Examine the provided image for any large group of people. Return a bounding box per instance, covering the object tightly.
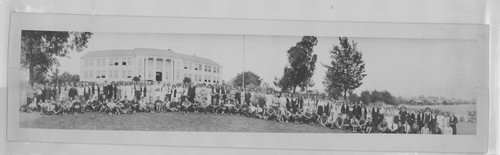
[21,80,460,135]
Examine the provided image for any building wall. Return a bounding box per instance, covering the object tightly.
[80,55,223,84]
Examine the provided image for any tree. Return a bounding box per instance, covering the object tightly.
[183,77,192,84]
[360,90,371,105]
[59,72,80,84]
[21,30,93,84]
[347,93,360,104]
[274,36,318,93]
[231,71,263,87]
[323,37,366,99]
[132,76,141,82]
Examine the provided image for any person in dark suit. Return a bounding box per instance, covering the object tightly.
[340,103,345,114]
[68,83,78,99]
[408,110,416,126]
[450,113,459,135]
[417,110,424,130]
[112,82,118,100]
[399,107,408,124]
[244,89,251,106]
[187,84,196,103]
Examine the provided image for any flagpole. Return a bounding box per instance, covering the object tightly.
[242,35,245,89]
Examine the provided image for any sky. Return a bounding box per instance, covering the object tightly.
[57,33,487,100]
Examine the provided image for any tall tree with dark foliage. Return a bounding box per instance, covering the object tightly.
[21,30,92,84]
[232,71,263,87]
[323,37,366,99]
[274,36,318,93]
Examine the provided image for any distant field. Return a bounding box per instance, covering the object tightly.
[19,112,476,135]
[403,105,476,116]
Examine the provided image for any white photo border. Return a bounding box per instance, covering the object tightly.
[7,13,490,153]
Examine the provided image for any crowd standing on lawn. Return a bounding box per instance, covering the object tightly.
[21,80,461,135]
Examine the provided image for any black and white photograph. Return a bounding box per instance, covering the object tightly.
[5,13,493,153]
[18,32,480,135]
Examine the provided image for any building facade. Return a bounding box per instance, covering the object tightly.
[79,48,222,84]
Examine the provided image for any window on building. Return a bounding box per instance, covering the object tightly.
[122,70,126,78]
[114,70,118,78]
[89,59,94,67]
[165,71,169,80]
[101,58,105,66]
[208,76,211,83]
[176,71,180,79]
[204,65,207,71]
[128,58,132,66]
[208,66,212,72]
[114,58,119,66]
[127,70,131,78]
[96,71,100,78]
[138,59,142,66]
[138,70,142,78]
[204,76,207,82]
[89,71,93,79]
[189,63,192,70]
[122,58,127,66]
[199,64,202,71]
[83,71,87,78]
[184,62,188,69]
[109,70,113,78]
[96,58,101,66]
[109,58,113,66]
[84,59,88,67]
[214,67,217,73]
[101,71,105,78]
[194,64,198,70]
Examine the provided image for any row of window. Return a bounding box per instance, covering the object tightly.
[182,61,220,74]
[186,73,220,83]
[83,70,132,79]
[84,57,133,67]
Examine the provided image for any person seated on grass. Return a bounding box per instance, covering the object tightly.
[410,121,420,134]
[53,100,64,115]
[359,116,367,133]
[388,120,399,133]
[121,96,132,114]
[318,112,328,127]
[324,112,336,129]
[105,98,116,116]
[432,123,442,134]
[62,99,72,115]
[70,97,81,115]
[147,96,156,114]
[265,106,275,120]
[129,97,139,113]
[162,96,171,112]
[27,98,38,113]
[180,98,192,114]
[341,115,351,130]
[401,121,411,134]
[138,97,147,112]
[115,99,124,115]
[254,105,264,119]
[421,123,431,134]
[87,95,99,112]
[377,118,389,133]
[44,102,56,115]
[283,108,293,123]
[443,123,453,135]
[275,106,285,123]
[365,117,373,133]
[80,97,89,113]
[168,97,180,112]
[350,116,360,132]
[154,96,163,113]
[39,99,49,114]
[302,109,314,125]
[310,109,320,126]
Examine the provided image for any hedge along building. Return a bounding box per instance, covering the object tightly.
[79,48,222,84]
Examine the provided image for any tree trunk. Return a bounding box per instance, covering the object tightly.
[29,64,34,85]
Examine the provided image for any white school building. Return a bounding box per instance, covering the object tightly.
[79,48,223,84]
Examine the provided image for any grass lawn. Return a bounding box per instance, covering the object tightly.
[19,112,476,135]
